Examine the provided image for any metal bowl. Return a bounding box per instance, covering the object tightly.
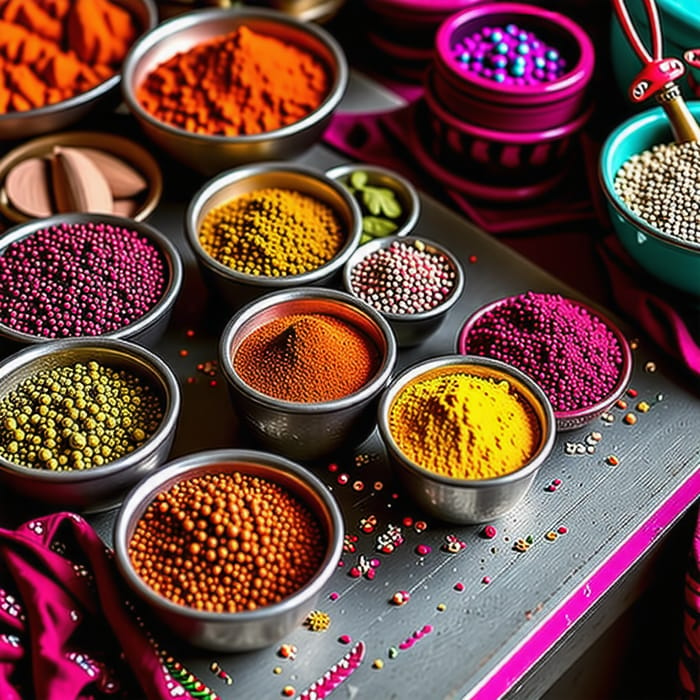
[342,234,465,347]
[0,0,157,142]
[0,213,183,351]
[113,448,344,651]
[185,162,362,309]
[456,294,633,432]
[0,338,180,512]
[121,6,349,175]
[219,287,397,461]
[325,163,421,242]
[377,354,556,524]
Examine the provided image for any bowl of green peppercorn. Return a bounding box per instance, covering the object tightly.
[326,163,421,244]
[0,337,181,512]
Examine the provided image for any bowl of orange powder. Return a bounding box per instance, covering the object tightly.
[377,354,556,524]
[219,287,397,461]
[0,0,157,141]
[113,448,344,651]
[121,6,349,175]
[185,161,363,310]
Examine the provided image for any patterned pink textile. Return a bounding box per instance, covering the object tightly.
[0,511,212,700]
[679,507,700,699]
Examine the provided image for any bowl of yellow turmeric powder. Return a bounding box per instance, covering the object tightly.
[185,161,363,309]
[121,6,349,175]
[377,354,556,524]
[0,0,157,141]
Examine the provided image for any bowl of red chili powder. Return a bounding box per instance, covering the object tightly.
[0,213,183,352]
[186,162,363,310]
[121,6,349,175]
[113,448,344,651]
[0,0,157,141]
[0,337,180,511]
[219,287,397,461]
[457,291,633,431]
[378,354,556,524]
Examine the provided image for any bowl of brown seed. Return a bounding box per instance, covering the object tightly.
[0,337,181,512]
[599,101,700,297]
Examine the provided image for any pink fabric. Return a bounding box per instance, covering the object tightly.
[679,506,700,699]
[0,512,211,700]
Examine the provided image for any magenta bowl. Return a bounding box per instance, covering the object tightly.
[456,295,633,432]
[422,73,592,189]
[433,2,595,131]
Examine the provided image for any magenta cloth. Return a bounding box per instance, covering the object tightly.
[322,101,700,378]
[0,511,210,700]
[679,506,700,698]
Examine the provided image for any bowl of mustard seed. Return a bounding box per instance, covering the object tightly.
[0,337,181,512]
[599,101,700,297]
[185,161,363,310]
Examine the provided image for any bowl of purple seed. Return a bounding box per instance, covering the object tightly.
[599,101,700,297]
[433,2,595,132]
[343,235,464,348]
[456,291,633,431]
[0,213,183,351]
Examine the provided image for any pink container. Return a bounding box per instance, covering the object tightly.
[422,70,593,188]
[433,2,595,131]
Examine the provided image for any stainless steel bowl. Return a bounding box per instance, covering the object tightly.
[113,448,344,651]
[0,0,157,142]
[121,6,349,175]
[377,354,556,524]
[0,338,181,512]
[325,163,422,241]
[186,162,362,309]
[0,213,183,351]
[219,287,397,461]
[343,234,465,347]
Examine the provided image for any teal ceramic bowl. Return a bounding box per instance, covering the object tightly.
[599,101,700,297]
[609,0,700,102]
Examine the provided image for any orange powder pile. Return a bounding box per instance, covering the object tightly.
[0,0,138,113]
[136,25,331,136]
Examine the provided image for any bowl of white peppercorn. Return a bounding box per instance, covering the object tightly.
[599,101,700,297]
[342,235,464,347]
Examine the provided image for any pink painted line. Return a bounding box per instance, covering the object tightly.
[467,466,700,700]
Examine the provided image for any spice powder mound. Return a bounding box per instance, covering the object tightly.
[128,470,326,612]
[233,312,380,403]
[389,369,541,479]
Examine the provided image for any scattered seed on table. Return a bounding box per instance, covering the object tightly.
[623,413,637,425]
[607,455,620,466]
[636,401,650,413]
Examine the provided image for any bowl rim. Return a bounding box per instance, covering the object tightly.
[434,1,595,101]
[0,212,183,344]
[599,103,700,254]
[342,234,465,322]
[121,5,349,144]
[218,286,398,411]
[325,162,422,238]
[112,448,345,623]
[455,292,633,424]
[0,336,181,484]
[185,161,363,287]
[0,0,158,128]
[377,353,556,486]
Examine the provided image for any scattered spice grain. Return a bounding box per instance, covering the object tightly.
[233,312,380,403]
[128,470,326,612]
[136,25,330,136]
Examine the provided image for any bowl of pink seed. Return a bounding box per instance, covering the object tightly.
[343,235,465,347]
[0,213,183,351]
[457,291,633,431]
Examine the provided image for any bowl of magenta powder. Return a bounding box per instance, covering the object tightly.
[0,213,183,350]
[219,287,397,460]
[457,291,633,431]
[113,448,344,651]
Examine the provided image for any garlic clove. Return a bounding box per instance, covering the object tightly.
[5,157,54,218]
[51,146,114,214]
[78,147,148,198]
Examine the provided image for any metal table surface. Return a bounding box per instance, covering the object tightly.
[1,74,699,700]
